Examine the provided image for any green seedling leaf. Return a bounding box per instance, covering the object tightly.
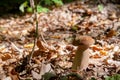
[71,25,78,31]
[98,4,104,12]
[26,7,33,13]
[42,72,56,80]
[19,1,28,12]
[66,73,82,80]
[60,76,68,80]
[44,0,53,6]
[52,0,63,6]
[105,74,120,80]
[37,5,49,13]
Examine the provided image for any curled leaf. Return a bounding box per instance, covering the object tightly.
[1,53,12,61]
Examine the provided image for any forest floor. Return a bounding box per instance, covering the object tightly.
[0,1,120,80]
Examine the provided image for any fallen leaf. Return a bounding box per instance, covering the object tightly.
[100,50,107,56]
[91,54,101,58]
[32,63,54,79]
[0,45,5,52]
[113,52,120,61]
[37,39,48,51]
[106,30,117,38]
[8,67,19,80]
[1,53,12,61]
[92,46,102,51]
[24,43,34,48]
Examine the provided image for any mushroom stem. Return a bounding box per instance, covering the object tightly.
[72,47,90,70]
[72,36,95,71]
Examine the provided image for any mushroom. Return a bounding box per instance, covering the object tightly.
[72,36,95,71]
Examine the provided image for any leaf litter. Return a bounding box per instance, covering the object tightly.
[0,0,120,80]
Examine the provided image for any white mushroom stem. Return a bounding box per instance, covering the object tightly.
[72,47,90,70]
[72,36,95,71]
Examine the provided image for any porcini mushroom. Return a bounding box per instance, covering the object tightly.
[72,36,95,71]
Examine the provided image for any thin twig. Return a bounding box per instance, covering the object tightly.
[28,0,48,65]
[28,0,38,65]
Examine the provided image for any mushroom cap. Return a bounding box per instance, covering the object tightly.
[72,35,95,47]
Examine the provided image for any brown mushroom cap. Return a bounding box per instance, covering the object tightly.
[72,36,95,48]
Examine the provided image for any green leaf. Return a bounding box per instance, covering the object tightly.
[98,4,104,12]
[44,0,53,6]
[19,1,28,12]
[60,76,68,80]
[26,7,33,13]
[42,72,56,80]
[90,77,96,80]
[105,76,114,80]
[66,73,82,80]
[105,74,120,80]
[71,25,78,31]
[37,5,49,13]
[52,0,63,6]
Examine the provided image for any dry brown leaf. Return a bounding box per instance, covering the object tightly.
[100,50,107,56]
[92,46,102,51]
[37,39,48,51]
[32,50,43,57]
[24,43,34,48]
[86,9,93,15]
[8,66,19,80]
[109,12,117,20]
[91,54,101,58]
[106,30,117,38]
[1,53,12,61]
[113,52,120,61]
[51,35,61,39]
[103,58,109,65]
[67,21,75,26]
[116,66,120,73]
[96,20,111,26]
